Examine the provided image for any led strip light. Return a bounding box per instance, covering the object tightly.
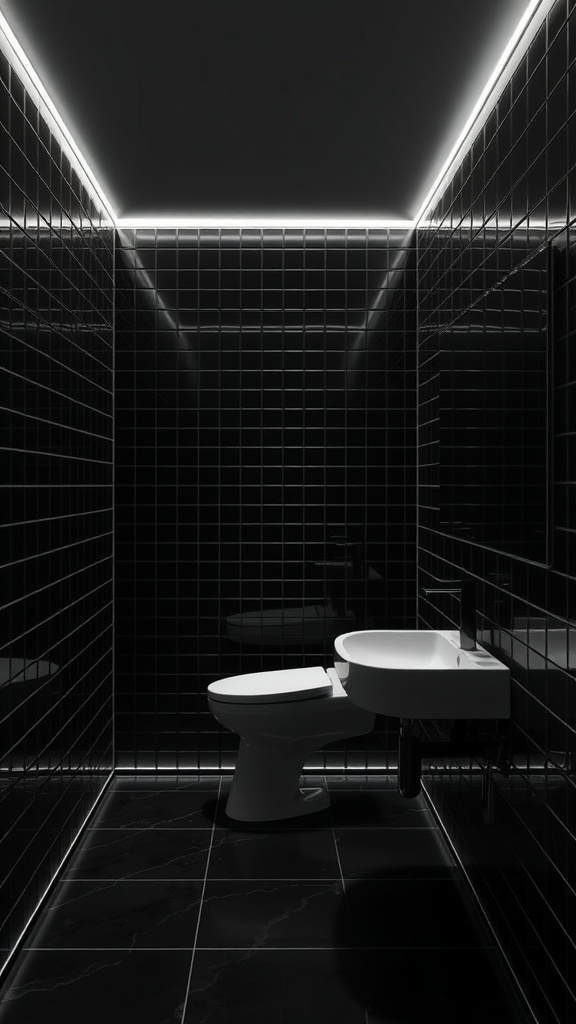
[114,217,414,230]
[414,0,558,225]
[0,1,557,230]
[0,11,116,221]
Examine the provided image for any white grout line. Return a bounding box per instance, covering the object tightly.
[178,774,222,1024]
[20,944,493,952]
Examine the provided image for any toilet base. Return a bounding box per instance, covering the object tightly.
[223,736,332,821]
[225,784,330,822]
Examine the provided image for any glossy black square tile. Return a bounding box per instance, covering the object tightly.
[208,829,341,880]
[336,827,459,880]
[326,789,434,828]
[0,950,192,1024]
[23,879,203,949]
[343,878,487,948]
[182,948,366,1024]
[92,789,218,829]
[197,880,346,949]
[360,947,530,1024]
[63,828,212,880]
[213,799,334,831]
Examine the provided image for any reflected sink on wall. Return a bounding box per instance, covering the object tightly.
[334,629,510,719]
[482,628,576,671]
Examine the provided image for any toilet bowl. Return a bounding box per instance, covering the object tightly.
[207,665,375,821]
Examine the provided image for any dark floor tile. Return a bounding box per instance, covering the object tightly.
[344,878,487,948]
[328,789,434,827]
[0,949,192,1024]
[360,947,531,1023]
[113,774,223,791]
[336,827,458,879]
[214,796,333,830]
[182,948,365,1023]
[208,829,340,880]
[63,828,212,880]
[197,880,346,948]
[23,879,203,949]
[326,775,403,791]
[93,790,218,829]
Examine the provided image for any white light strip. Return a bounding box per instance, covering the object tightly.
[115,217,415,230]
[0,0,559,231]
[414,0,556,225]
[0,13,116,221]
[0,770,115,983]
[112,764,400,772]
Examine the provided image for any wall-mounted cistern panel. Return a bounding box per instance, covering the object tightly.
[334,629,510,719]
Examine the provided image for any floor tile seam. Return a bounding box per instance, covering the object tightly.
[192,943,497,951]
[205,875,345,882]
[179,774,223,1024]
[20,945,198,951]
[59,874,460,882]
[85,826,216,831]
[204,873,460,880]
[210,824,440,832]
[88,826,220,831]
[167,943,498,952]
[60,876,212,882]
[332,825,439,830]
[83,825,440,832]
[332,822,347,896]
[18,943,497,951]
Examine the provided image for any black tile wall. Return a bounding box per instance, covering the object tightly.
[417,2,576,1022]
[0,40,114,977]
[114,227,416,770]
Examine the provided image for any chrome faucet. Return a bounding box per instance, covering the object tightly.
[420,579,477,651]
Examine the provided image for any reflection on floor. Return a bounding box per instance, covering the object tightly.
[0,775,532,1023]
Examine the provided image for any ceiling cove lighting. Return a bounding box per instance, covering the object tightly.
[0,0,559,230]
[0,13,116,222]
[414,0,557,225]
[114,217,415,230]
[112,765,401,772]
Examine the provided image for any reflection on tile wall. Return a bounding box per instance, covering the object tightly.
[114,227,416,769]
[0,44,114,974]
[417,2,576,1022]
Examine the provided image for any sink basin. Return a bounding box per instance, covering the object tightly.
[334,629,510,719]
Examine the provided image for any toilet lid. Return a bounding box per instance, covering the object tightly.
[207,666,332,704]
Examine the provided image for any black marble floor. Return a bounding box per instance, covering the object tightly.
[0,775,532,1023]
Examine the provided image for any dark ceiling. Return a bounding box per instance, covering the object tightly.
[0,0,530,219]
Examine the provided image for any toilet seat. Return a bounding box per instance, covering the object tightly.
[207,665,332,704]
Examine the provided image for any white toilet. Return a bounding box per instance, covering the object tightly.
[207,664,375,821]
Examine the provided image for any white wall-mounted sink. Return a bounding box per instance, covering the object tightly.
[334,629,510,719]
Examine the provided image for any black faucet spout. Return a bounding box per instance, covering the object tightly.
[420,579,477,650]
[457,580,477,651]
